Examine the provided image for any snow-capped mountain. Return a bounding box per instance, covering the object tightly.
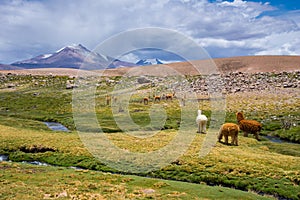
[11,44,136,69]
[136,58,164,66]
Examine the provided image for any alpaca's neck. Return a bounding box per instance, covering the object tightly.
[237,114,244,122]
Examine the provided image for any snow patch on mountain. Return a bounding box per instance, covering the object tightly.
[136,58,164,66]
[42,54,53,59]
[11,44,136,69]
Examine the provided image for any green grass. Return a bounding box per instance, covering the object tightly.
[0,162,273,200]
[260,141,300,157]
[273,126,300,143]
[0,74,299,199]
[0,123,299,199]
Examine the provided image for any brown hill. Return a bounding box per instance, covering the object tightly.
[101,55,300,76]
[1,55,299,76]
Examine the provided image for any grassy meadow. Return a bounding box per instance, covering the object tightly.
[0,74,299,199]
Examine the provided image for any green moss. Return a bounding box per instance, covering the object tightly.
[273,126,300,143]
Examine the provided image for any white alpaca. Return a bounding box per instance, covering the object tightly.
[196,110,208,134]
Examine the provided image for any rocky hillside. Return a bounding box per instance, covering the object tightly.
[1,71,298,96]
[1,55,299,96]
[189,71,300,95]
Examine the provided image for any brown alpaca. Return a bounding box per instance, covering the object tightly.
[236,112,262,140]
[166,92,175,100]
[218,123,239,146]
[154,96,161,102]
[143,97,149,105]
[105,95,111,106]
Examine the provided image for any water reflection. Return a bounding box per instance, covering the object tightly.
[44,122,69,132]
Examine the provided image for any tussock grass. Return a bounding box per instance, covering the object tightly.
[0,161,273,200]
[0,74,299,199]
[0,123,299,199]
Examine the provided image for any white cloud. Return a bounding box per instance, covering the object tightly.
[0,0,299,63]
[254,31,300,55]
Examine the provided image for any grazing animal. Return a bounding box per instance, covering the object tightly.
[143,97,149,105]
[166,92,175,101]
[154,95,161,102]
[105,95,111,106]
[196,110,208,134]
[236,112,262,140]
[218,123,239,146]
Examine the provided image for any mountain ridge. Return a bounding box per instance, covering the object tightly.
[99,55,300,76]
[1,55,299,76]
[9,44,136,70]
[136,58,164,66]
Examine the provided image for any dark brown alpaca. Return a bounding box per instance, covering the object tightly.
[143,97,149,105]
[236,112,262,140]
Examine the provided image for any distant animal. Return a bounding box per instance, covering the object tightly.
[196,110,208,134]
[218,123,239,146]
[105,95,111,106]
[143,97,149,105]
[166,91,175,100]
[154,95,161,102]
[236,112,262,140]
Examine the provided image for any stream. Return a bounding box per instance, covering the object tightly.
[0,154,50,166]
[0,154,82,170]
[262,135,294,144]
[44,122,69,132]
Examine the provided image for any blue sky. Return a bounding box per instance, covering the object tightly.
[246,0,300,10]
[0,0,299,64]
[210,0,300,11]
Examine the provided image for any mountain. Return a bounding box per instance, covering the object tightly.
[99,55,300,76]
[11,44,136,70]
[136,58,164,66]
[0,64,22,70]
[2,55,300,76]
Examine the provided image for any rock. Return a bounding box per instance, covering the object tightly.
[66,83,78,89]
[142,189,155,194]
[7,83,16,88]
[283,83,293,88]
[137,76,151,84]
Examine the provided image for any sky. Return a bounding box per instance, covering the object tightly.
[0,0,299,64]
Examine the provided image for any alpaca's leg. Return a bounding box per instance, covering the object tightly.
[254,132,260,141]
[200,123,203,133]
[224,135,229,144]
[232,134,238,146]
[218,132,223,142]
[197,123,201,133]
[243,132,248,137]
[235,134,238,146]
[231,135,235,145]
[203,122,207,134]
